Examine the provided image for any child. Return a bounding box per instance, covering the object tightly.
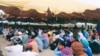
[54,40,73,56]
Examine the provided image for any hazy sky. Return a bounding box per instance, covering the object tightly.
[0,0,100,13]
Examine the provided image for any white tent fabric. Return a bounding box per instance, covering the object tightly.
[0,0,97,14]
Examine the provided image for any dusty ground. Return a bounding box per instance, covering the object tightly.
[0,35,100,56]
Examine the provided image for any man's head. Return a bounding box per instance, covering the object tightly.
[71,41,84,54]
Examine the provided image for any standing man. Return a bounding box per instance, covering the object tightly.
[0,9,5,19]
[96,22,100,37]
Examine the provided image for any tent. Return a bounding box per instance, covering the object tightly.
[0,0,99,23]
[0,0,97,14]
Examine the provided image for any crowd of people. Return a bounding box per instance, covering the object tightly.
[0,24,100,56]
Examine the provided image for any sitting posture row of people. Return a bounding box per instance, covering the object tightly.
[4,26,100,56]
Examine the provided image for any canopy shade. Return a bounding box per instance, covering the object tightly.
[0,0,97,14]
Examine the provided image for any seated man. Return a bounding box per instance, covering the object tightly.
[6,30,14,41]
[5,37,23,56]
[25,35,39,53]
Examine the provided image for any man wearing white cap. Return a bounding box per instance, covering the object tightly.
[11,31,23,42]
